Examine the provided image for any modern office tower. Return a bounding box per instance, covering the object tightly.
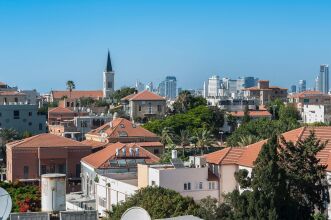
[164,76,177,99]
[298,80,306,92]
[290,85,297,93]
[145,82,154,92]
[207,75,221,97]
[315,75,320,91]
[135,81,145,92]
[203,81,208,98]
[158,81,165,97]
[244,76,257,88]
[318,64,329,94]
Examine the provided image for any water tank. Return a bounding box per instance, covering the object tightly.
[41,173,66,212]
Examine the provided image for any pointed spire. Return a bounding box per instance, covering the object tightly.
[105,50,113,72]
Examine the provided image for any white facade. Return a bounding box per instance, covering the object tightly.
[103,70,115,98]
[207,75,221,97]
[303,104,331,124]
[95,173,138,217]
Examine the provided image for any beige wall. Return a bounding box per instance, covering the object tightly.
[0,94,27,104]
[220,164,239,201]
[130,100,166,119]
[137,164,149,188]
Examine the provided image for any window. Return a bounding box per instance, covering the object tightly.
[23,166,29,178]
[153,149,160,155]
[39,123,43,130]
[41,165,47,175]
[184,183,187,190]
[108,81,112,89]
[98,197,107,208]
[58,164,66,174]
[76,164,81,177]
[138,106,142,111]
[157,105,162,112]
[209,182,215,190]
[14,97,18,102]
[151,181,156,186]
[28,122,32,126]
[199,182,203,189]
[184,182,191,191]
[13,110,20,119]
[28,112,32,116]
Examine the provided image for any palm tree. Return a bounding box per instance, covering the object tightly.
[194,128,215,155]
[66,80,76,98]
[160,127,176,148]
[179,130,190,156]
[237,135,261,147]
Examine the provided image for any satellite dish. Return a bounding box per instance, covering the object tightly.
[0,187,12,220]
[121,207,151,220]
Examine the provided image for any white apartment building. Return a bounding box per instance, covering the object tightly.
[303,104,331,124]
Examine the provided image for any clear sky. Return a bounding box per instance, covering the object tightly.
[1,0,331,93]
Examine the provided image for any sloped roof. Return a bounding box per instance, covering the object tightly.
[51,90,103,99]
[48,107,74,113]
[289,90,329,99]
[204,147,245,165]
[0,91,26,96]
[81,140,108,149]
[7,133,90,149]
[87,118,158,138]
[122,90,165,101]
[81,142,160,169]
[230,110,271,117]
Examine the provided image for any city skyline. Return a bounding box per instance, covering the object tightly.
[1,0,331,93]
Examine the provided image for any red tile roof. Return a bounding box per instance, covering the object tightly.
[7,133,90,149]
[204,147,245,165]
[0,91,26,96]
[87,118,158,138]
[122,90,165,101]
[229,110,272,117]
[289,90,329,99]
[81,140,108,149]
[51,90,103,100]
[81,142,160,169]
[48,107,74,113]
[134,142,163,147]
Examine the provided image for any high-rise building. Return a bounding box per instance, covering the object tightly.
[103,50,115,98]
[158,81,165,97]
[135,81,145,92]
[164,76,177,99]
[145,82,153,92]
[243,77,257,88]
[318,64,329,94]
[298,80,306,92]
[290,85,297,93]
[207,75,221,97]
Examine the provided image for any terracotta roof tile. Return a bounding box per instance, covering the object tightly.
[7,133,91,149]
[81,140,108,149]
[122,90,165,101]
[229,110,272,117]
[48,107,74,113]
[204,147,245,165]
[289,90,330,99]
[51,90,103,99]
[81,142,160,169]
[0,91,26,96]
[88,118,158,138]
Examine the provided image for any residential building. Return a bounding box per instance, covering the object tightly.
[0,103,46,134]
[298,80,306,92]
[103,50,115,98]
[288,90,331,114]
[0,81,17,91]
[80,142,160,200]
[303,104,331,124]
[50,90,103,103]
[84,117,163,155]
[121,90,166,121]
[317,64,329,94]
[204,126,331,206]
[0,90,27,104]
[48,106,88,125]
[242,80,287,105]
[6,133,92,191]
[19,89,40,105]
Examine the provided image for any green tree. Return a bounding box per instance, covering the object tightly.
[242,104,251,124]
[279,132,329,219]
[0,128,20,165]
[172,91,207,114]
[179,129,190,156]
[66,80,75,98]
[237,135,261,147]
[110,87,137,104]
[194,128,215,154]
[106,187,200,220]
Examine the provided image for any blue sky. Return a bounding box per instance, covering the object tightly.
[0,0,331,92]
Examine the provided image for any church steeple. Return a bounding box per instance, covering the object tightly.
[105,50,113,72]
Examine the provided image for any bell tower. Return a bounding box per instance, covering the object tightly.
[103,50,115,98]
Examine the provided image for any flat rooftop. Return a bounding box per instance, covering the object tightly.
[103,172,138,186]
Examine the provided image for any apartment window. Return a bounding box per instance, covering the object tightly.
[4,98,7,103]
[39,123,43,130]
[28,112,32,116]
[153,149,160,155]
[76,164,81,177]
[14,97,18,102]
[209,182,215,190]
[58,164,66,174]
[184,182,191,191]
[138,106,142,111]
[199,182,203,190]
[23,166,29,178]
[28,122,32,126]
[13,110,20,119]
[148,103,152,114]
[184,183,187,190]
[41,165,47,175]
[157,105,162,112]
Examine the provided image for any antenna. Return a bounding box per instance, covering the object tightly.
[0,187,12,220]
[121,207,151,220]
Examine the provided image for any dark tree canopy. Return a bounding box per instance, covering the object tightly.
[110,87,137,103]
